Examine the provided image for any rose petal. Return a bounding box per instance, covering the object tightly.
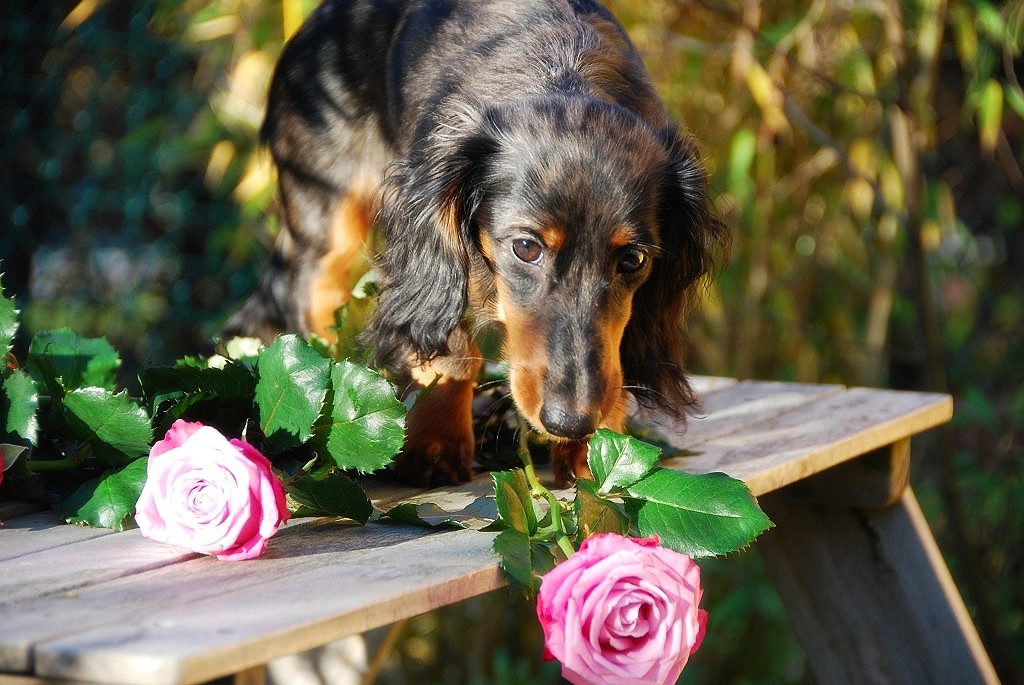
[536,533,705,685]
[136,423,287,561]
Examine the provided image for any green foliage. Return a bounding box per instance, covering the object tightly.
[56,457,149,531]
[28,329,120,392]
[2,370,39,447]
[490,431,773,597]
[493,469,541,536]
[0,282,407,530]
[379,497,499,530]
[0,278,16,357]
[587,427,660,493]
[624,470,772,558]
[139,358,257,431]
[60,387,153,467]
[286,469,372,523]
[573,478,629,541]
[316,360,406,473]
[256,334,332,453]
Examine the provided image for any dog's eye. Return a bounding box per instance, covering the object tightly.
[512,238,544,264]
[618,248,647,274]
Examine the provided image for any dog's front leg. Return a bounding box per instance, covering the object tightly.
[392,329,481,487]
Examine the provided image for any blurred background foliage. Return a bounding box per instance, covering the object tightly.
[1,0,1021,682]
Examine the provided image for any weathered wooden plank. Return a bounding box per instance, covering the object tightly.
[687,375,738,395]
[30,527,500,685]
[758,488,998,685]
[0,512,114,562]
[636,380,846,450]
[0,529,198,607]
[0,517,352,672]
[0,518,483,674]
[787,438,911,508]
[664,387,953,496]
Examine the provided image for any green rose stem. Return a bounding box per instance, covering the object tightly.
[25,456,82,472]
[517,421,576,559]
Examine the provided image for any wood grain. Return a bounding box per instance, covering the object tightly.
[0,511,114,562]
[663,386,952,495]
[30,528,499,685]
[758,488,998,685]
[0,380,973,685]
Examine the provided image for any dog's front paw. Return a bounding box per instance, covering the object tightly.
[391,436,476,487]
[551,439,592,488]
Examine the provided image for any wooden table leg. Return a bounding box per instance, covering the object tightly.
[757,485,999,684]
[230,665,266,685]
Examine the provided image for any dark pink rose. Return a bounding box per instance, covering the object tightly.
[135,420,289,561]
[537,533,706,685]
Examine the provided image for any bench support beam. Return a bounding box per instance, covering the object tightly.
[758,484,998,684]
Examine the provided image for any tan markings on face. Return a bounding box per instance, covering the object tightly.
[596,301,631,431]
[500,292,549,431]
[307,173,378,339]
[536,225,565,253]
[610,226,639,250]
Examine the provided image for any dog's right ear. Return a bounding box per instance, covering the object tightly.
[364,111,498,367]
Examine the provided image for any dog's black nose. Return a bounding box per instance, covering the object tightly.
[539,403,598,440]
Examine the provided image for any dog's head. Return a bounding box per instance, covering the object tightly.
[368,97,726,439]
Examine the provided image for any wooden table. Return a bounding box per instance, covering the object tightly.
[0,378,1000,685]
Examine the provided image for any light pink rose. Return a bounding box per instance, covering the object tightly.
[135,420,289,561]
[537,533,707,685]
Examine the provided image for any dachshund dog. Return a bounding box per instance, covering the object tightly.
[225,0,727,486]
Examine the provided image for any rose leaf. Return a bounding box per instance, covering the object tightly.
[28,328,121,391]
[493,528,556,598]
[139,360,256,429]
[0,275,17,357]
[56,457,149,531]
[574,478,629,542]
[624,468,774,557]
[61,387,153,466]
[587,428,660,494]
[285,469,372,523]
[378,496,497,530]
[493,468,539,535]
[3,369,39,446]
[317,360,405,473]
[255,335,331,453]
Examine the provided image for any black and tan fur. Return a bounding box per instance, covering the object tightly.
[225,0,727,486]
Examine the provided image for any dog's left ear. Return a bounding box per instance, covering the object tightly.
[364,112,498,368]
[622,128,729,419]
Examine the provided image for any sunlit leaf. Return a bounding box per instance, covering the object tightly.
[255,334,331,453]
[574,478,629,542]
[62,387,153,466]
[0,275,17,358]
[587,428,659,494]
[493,469,538,536]
[28,328,120,391]
[493,528,556,598]
[379,497,498,530]
[2,370,39,446]
[318,360,405,473]
[625,469,773,558]
[56,457,149,531]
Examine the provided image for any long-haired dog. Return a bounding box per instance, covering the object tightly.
[225,0,727,486]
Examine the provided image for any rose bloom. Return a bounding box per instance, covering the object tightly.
[135,420,289,561]
[537,533,707,685]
